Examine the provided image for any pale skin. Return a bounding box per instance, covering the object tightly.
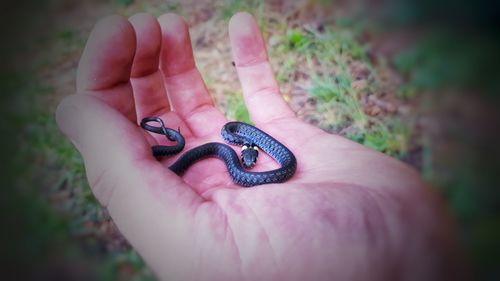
[56,12,467,281]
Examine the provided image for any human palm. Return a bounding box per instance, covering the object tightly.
[57,12,464,281]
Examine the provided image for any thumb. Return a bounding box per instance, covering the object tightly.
[56,94,204,275]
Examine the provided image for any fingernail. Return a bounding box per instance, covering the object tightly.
[230,13,253,35]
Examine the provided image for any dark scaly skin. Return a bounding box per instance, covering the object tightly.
[140,117,185,156]
[141,118,297,187]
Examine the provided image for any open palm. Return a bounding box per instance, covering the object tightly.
[56,12,464,281]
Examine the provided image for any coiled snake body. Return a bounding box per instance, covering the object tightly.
[141,117,297,187]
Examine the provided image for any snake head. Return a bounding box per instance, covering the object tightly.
[241,145,259,169]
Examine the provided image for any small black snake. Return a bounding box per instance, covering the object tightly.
[140,117,297,187]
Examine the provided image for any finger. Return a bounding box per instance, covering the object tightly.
[229,12,295,125]
[77,15,137,121]
[56,94,202,207]
[129,13,192,142]
[158,13,226,137]
[55,94,204,275]
[129,13,172,121]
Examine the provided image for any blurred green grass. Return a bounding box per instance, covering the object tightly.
[3,0,499,280]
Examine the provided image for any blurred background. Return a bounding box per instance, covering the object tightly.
[1,0,499,280]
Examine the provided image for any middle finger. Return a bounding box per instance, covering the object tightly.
[158,13,226,138]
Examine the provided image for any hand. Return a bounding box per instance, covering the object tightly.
[56,12,465,281]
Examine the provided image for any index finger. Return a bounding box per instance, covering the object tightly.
[229,12,295,125]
